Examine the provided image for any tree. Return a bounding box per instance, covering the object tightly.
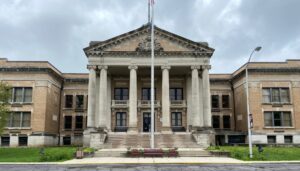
[0,82,11,135]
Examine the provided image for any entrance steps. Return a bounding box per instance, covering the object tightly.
[102,132,202,148]
[94,148,211,157]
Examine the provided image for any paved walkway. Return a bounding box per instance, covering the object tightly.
[62,157,244,164]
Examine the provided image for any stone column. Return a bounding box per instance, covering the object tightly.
[87,65,97,128]
[191,65,201,128]
[128,65,138,132]
[199,74,204,127]
[98,65,108,128]
[161,65,171,132]
[202,65,212,127]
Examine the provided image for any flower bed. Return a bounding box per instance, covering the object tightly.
[127,148,178,157]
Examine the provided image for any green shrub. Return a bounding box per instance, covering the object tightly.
[83,147,95,153]
[39,147,76,162]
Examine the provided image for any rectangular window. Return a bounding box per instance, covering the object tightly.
[76,95,84,109]
[63,136,71,145]
[7,112,31,128]
[264,112,273,126]
[65,95,73,108]
[267,135,276,144]
[64,116,72,129]
[13,87,23,103]
[114,88,129,100]
[284,136,293,144]
[211,95,219,108]
[222,95,230,108]
[171,112,182,126]
[18,136,28,146]
[116,112,127,127]
[264,111,292,127]
[21,112,31,127]
[142,88,157,100]
[12,87,32,103]
[170,88,183,100]
[23,88,32,103]
[75,116,83,129]
[212,115,220,128]
[223,115,231,129]
[1,137,10,146]
[262,88,290,103]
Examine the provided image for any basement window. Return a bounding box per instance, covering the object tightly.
[284,136,293,144]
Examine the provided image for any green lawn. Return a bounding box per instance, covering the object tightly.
[0,147,77,162]
[208,146,300,161]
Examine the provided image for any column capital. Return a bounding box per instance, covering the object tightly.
[87,65,97,70]
[128,65,138,70]
[202,65,211,70]
[161,65,171,70]
[191,65,201,70]
[98,65,108,70]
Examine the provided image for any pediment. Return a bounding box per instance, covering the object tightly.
[84,24,214,57]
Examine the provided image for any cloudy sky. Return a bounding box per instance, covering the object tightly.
[0,0,299,73]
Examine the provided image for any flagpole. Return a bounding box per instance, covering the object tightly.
[150,0,155,149]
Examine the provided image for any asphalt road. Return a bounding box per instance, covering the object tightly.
[1,164,300,171]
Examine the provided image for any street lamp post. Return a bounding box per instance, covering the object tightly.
[246,46,262,159]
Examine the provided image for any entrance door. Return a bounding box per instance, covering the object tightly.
[143,112,152,132]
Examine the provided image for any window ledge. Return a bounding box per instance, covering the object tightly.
[264,126,294,129]
[5,127,31,130]
[10,102,33,106]
[262,103,292,106]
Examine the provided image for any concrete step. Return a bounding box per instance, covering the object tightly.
[94,149,127,157]
[94,148,212,157]
[104,133,202,148]
[177,149,212,157]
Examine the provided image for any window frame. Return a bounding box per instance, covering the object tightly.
[169,88,183,101]
[262,88,290,104]
[141,88,157,100]
[223,115,231,129]
[75,95,84,109]
[264,111,292,127]
[11,87,33,104]
[222,95,230,108]
[171,112,182,127]
[6,112,31,128]
[212,115,220,129]
[116,112,127,127]
[75,115,83,129]
[114,88,129,100]
[65,95,73,108]
[211,95,219,109]
[64,116,73,130]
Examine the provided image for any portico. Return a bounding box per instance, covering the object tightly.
[83,24,215,148]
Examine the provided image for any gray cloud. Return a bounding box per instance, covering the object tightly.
[0,0,299,73]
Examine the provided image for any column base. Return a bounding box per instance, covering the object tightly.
[161,127,172,134]
[192,127,215,148]
[83,127,107,148]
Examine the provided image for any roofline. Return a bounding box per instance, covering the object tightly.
[83,23,215,56]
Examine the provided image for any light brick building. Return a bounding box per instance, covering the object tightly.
[0,24,300,147]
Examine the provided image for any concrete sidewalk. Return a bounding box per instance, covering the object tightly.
[62,157,245,164]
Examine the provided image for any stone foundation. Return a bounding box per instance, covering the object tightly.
[192,128,215,148]
[83,128,107,148]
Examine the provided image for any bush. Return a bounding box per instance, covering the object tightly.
[39,147,76,162]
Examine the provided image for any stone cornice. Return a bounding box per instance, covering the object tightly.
[86,51,213,58]
[0,67,63,82]
[64,78,89,84]
[232,67,300,81]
